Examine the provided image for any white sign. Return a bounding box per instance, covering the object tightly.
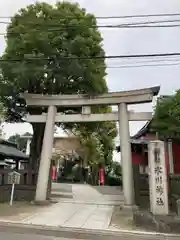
[8,171,21,206]
[148,141,169,215]
[8,171,21,185]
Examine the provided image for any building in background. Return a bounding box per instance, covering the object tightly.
[0,139,28,170]
[116,120,178,174]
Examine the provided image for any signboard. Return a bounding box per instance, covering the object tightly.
[148,141,169,215]
[8,171,21,206]
[8,171,21,185]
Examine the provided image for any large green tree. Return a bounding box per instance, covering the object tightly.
[152,91,180,139]
[0,2,116,169]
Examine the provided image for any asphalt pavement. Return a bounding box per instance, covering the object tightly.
[0,231,75,240]
[1,230,180,240]
[0,225,180,240]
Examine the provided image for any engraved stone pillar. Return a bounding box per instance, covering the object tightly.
[148,140,169,215]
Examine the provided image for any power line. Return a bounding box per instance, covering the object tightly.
[107,19,180,25]
[1,58,180,68]
[3,22,180,29]
[108,57,180,64]
[0,20,180,38]
[2,19,180,25]
[106,62,180,68]
[119,24,180,28]
[96,13,180,19]
[0,12,180,19]
[1,52,180,61]
[42,62,180,68]
[0,19,179,38]
[0,24,179,38]
[3,57,180,69]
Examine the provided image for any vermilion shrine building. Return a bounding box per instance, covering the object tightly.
[117,120,179,174]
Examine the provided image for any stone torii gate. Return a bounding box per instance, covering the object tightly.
[22,86,160,207]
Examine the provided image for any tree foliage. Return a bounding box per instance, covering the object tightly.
[0,1,107,104]
[8,132,31,151]
[152,91,180,139]
[110,161,122,176]
[0,1,116,169]
[75,121,117,168]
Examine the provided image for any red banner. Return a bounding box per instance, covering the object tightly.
[99,168,105,185]
[52,166,57,181]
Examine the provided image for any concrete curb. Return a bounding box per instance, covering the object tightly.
[0,221,179,239]
[56,199,124,206]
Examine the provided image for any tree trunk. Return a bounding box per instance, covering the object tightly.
[29,123,45,170]
[91,165,98,185]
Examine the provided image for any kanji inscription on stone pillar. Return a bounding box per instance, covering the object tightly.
[148,140,169,215]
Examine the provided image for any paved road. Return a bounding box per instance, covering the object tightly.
[1,227,180,240]
[1,231,180,240]
[0,225,180,240]
[0,231,75,239]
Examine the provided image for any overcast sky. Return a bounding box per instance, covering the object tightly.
[1,0,180,141]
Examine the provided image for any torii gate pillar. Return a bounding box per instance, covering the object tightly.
[35,105,57,202]
[119,103,134,206]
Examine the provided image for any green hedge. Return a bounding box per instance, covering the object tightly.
[106,175,122,186]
